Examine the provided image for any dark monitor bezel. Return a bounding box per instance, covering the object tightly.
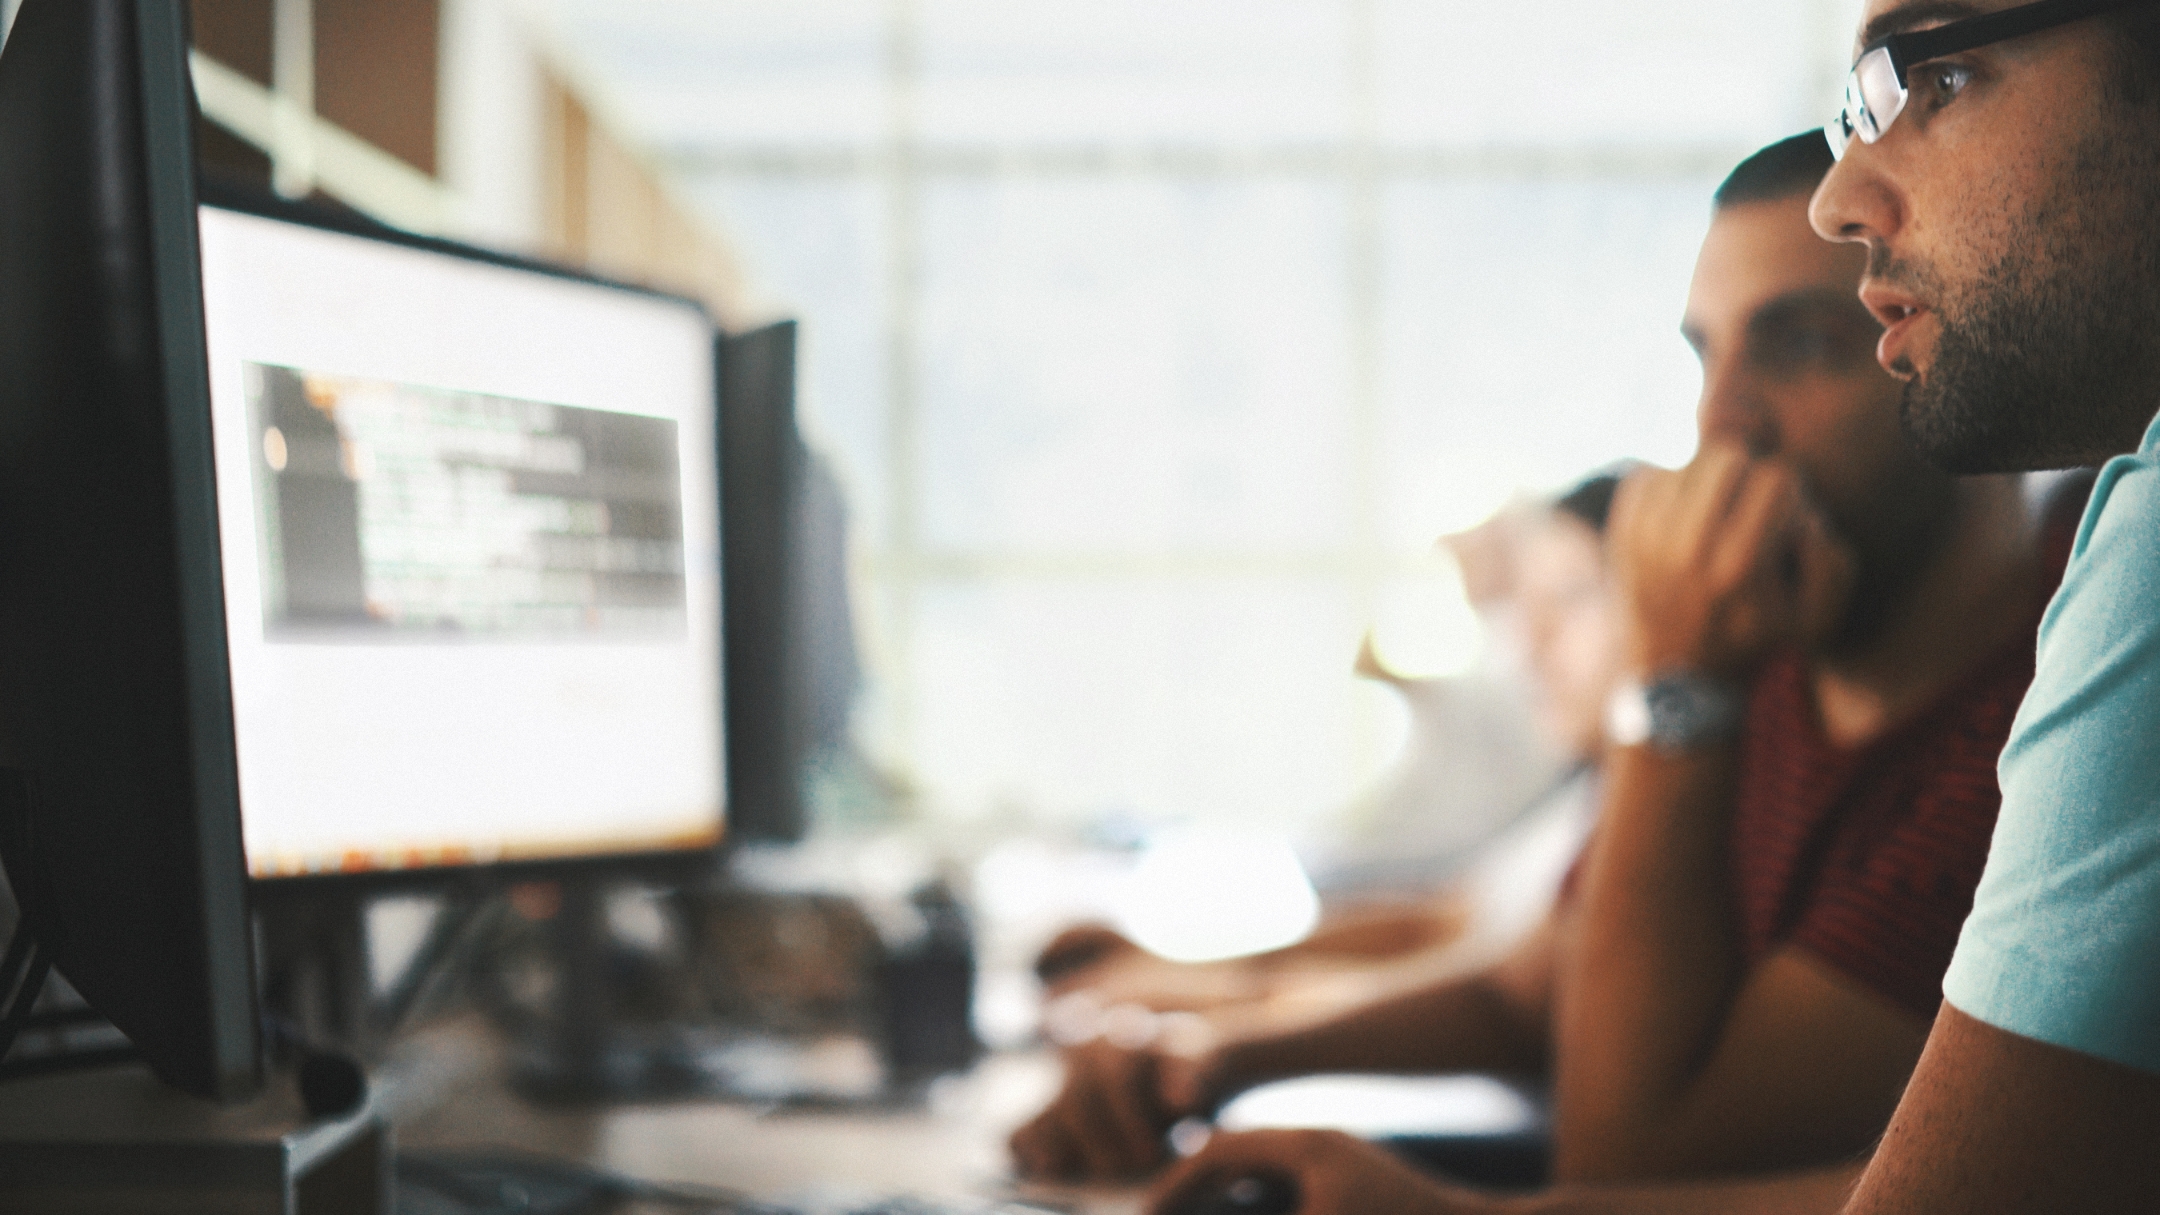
[195,181,732,894]
[0,0,260,1100]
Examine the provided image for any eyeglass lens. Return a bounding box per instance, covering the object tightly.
[1824,46,1904,160]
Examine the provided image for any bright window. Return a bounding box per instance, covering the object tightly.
[541,0,1864,831]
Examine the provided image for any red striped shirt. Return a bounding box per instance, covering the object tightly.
[1728,480,2085,1019]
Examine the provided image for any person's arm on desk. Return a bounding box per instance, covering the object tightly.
[1836,1004,2160,1212]
[1035,899,1468,1010]
[1144,1128,1863,1215]
[1553,453,1923,1181]
[1008,917,1556,1181]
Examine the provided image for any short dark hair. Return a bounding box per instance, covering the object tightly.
[1713,132,1835,210]
[1553,465,1634,535]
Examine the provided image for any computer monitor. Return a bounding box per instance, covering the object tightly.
[720,321,873,846]
[197,199,724,883]
[0,0,260,1102]
[0,0,725,1101]
[719,321,808,844]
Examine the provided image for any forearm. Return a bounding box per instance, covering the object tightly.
[1503,1162,1863,1215]
[1269,901,1465,961]
[1552,740,1746,1179]
[1842,1007,2160,1214]
[1222,962,1547,1089]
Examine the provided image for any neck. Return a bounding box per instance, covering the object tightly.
[1810,475,2040,748]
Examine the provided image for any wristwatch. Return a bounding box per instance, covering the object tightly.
[1605,672,1746,750]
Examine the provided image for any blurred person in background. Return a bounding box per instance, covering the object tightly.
[1012,131,2085,1212]
[1028,471,1624,1037]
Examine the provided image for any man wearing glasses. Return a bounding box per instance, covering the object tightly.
[1809,0,2160,1210]
[1139,1,2160,1210]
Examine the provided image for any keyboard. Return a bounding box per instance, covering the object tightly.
[395,1150,1075,1215]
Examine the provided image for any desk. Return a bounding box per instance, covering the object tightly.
[386,1019,1143,1215]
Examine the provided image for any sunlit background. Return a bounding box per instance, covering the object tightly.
[506,0,1863,839]
[0,0,1879,1007]
[0,0,1864,843]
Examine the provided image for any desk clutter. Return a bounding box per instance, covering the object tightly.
[395,1149,1068,1215]
[443,877,985,1107]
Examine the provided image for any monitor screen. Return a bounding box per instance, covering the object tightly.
[194,206,725,879]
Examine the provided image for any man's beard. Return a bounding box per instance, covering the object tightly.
[1817,462,1957,661]
[1892,119,2160,474]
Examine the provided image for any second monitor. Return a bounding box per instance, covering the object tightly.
[196,199,726,881]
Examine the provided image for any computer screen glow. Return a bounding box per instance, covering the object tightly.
[196,206,724,878]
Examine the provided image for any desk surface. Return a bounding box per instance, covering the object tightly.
[388,1021,1143,1215]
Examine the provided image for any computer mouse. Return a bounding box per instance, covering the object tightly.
[1180,1173,1299,1215]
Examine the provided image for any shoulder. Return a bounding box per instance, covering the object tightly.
[2019,451,2160,746]
[1943,443,2160,1076]
[2057,448,2160,607]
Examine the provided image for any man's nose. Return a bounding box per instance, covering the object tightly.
[1698,370,1778,456]
[1810,139,1900,249]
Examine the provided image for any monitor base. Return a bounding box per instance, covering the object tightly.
[0,1062,388,1214]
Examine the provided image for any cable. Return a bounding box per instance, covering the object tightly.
[0,923,147,1086]
[0,923,32,1012]
[0,938,51,1063]
[371,888,497,1039]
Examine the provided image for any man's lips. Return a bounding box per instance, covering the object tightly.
[1859,282,1931,377]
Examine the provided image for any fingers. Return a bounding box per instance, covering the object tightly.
[1145,1128,1479,1215]
[1146,1130,1307,1215]
[1035,924,1137,985]
[1716,470,1854,645]
[1155,1048,1214,1116]
[1711,462,1804,611]
[1009,1106,1080,1180]
[1673,443,1754,557]
[1612,446,1846,679]
[1009,1043,1174,1181]
[1063,1049,1170,1177]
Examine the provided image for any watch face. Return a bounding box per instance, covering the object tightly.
[1606,674,1744,749]
[1646,674,1745,747]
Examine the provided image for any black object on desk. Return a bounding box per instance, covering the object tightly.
[1180,1174,1299,1215]
[879,880,984,1085]
[1384,1128,1549,1190]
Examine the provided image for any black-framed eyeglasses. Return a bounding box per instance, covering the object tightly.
[1825,0,2160,159]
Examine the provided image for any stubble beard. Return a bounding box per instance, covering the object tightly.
[1892,112,2160,474]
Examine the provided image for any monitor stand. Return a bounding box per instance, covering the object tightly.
[510,879,630,1102]
[253,878,655,1106]
[507,878,900,1108]
[255,887,377,1062]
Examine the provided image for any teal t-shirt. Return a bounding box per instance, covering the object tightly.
[1942,409,2160,1074]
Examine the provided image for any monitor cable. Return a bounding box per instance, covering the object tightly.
[371,885,499,1042]
[0,924,51,1064]
[0,925,146,1083]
